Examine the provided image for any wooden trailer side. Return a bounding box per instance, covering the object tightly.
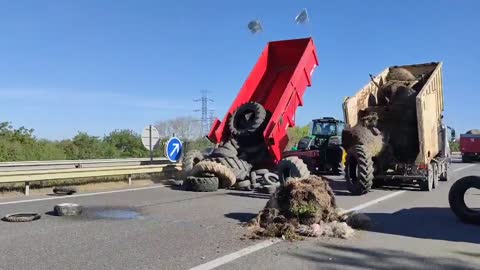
[415,62,444,165]
[343,68,389,127]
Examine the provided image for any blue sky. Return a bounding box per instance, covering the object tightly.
[0,0,478,140]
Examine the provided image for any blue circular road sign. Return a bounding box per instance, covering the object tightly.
[165,137,183,162]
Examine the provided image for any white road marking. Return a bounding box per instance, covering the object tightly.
[342,190,406,214]
[0,185,166,206]
[188,239,282,270]
[189,163,480,270]
[189,189,411,270]
[453,164,476,172]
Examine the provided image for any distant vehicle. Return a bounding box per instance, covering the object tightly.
[283,117,346,175]
[460,129,480,162]
[342,62,455,194]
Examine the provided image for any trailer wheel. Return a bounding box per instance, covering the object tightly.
[277,156,310,185]
[345,145,374,195]
[440,165,452,182]
[182,150,204,176]
[432,163,440,189]
[419,164,434,191]
[228,102,267,137]
[183,176,219,192]
[448,176,480,225]
[190,161,236,188]
[462,155,471,163]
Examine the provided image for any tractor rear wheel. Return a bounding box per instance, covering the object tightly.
[345,145,374,195]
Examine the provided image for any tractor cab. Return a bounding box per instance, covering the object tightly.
[297,118,345,150]
[286,117,346,175]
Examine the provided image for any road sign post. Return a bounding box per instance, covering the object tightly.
[141,125,160,164]
[165,137,183,163]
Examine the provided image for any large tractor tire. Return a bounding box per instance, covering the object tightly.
[207,157,252,181]
[329,146,346,176]
[228,102,267,137]
[419,164,434,191]
[276,156,310,185]
[449,176,480,225]
[190,161,236,188]
[209,146,237,158]
[183,176,219,192]
[345,145,374,195]
[182,150,204,176]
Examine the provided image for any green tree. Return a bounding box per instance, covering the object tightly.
[104,129,148,158]
[62,132,107,159]
[450,140,460,152]
[286,124,311,150]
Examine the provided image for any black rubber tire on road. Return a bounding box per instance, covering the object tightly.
[207,157,251,181]
[250,171,258,184]
[2,213,41,222]
[263,172,279,185]
[254,169,269,175]
[462,155,471,163]
[183,176,219,192]
[419,164,434,191]
[228,102,267,137]
[190,161,237,188]
[235,179,252,190]
[53,186,77,195]
[345,145,374,195]
[221,141,238,153]
[209,146,237,158]
[277,156,310,185]
[54,203,83,216]
[448,175,480,225]
[182,150,204,175]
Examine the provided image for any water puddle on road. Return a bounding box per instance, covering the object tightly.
[94,209,141,220]
[78,206,144,221]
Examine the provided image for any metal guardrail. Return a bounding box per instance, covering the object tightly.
[0,163,181,196]
[0,157,168,167]
[0,158,170,172]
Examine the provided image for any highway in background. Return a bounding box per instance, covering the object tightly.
[0,159,478,270]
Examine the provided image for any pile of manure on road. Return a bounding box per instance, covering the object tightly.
[244,175,356,240]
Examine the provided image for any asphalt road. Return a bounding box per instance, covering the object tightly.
[0,161,478,270]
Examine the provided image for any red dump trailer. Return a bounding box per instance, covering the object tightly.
[207,37,319,167]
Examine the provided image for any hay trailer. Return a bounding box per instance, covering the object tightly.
[342,62,455,194]
[207,37,319,183]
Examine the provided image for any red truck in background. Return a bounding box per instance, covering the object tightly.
[460,129,480,162]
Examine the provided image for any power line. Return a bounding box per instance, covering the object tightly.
[194,90,214,136]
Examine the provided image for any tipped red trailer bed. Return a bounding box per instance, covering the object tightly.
[207,37,319,164]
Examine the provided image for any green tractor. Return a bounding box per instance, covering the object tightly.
[283,117,346,175]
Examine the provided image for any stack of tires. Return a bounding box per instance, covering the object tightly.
[182,102,272,192]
